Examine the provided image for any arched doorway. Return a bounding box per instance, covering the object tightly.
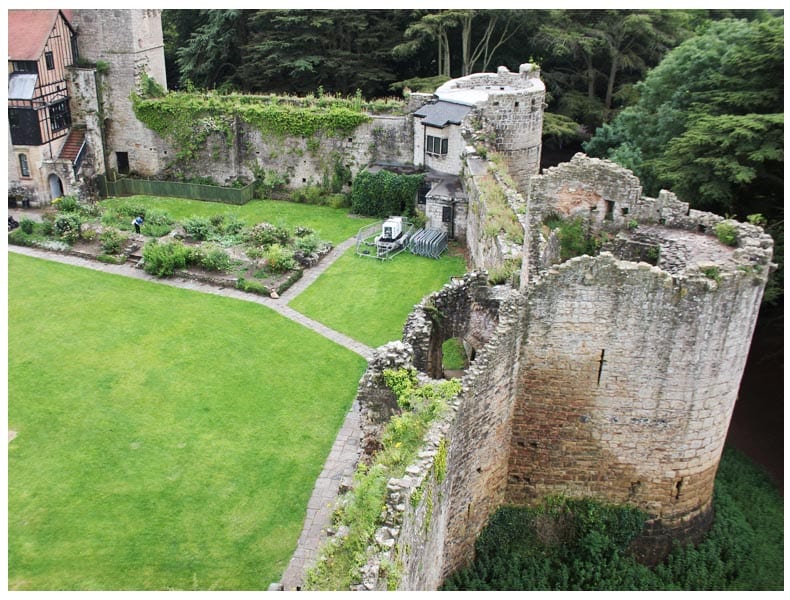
[48,174,64,200]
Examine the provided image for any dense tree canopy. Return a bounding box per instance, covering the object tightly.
[584,15,783,304]
[583,16,783,213]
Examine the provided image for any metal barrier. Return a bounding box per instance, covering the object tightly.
[409,228,448,259]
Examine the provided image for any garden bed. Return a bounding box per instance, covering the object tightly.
[7,199,333,298]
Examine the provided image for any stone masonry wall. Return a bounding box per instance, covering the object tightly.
[462,154,528,275]
[507,251,768,561]
[354,275,523,589]
[70,9,168,177]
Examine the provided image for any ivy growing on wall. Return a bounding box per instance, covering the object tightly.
[350,169,425,218]
[131,89,373,162]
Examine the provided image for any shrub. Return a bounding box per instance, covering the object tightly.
[327,193,351,209]
[222,214,245,235]
[53,213,83,243]
[182,216,213,241]
[20,219,35,234]
[294,234,321,255]
[236,277,270,296]
[142,239,191,277]
[290,184,325,205]
[7,230,33,246]
[99,229,127,254]
[244,222,291,248]
[53,195,79,212]
[277,269,303,295]
[264,243,296,273]
[714,222,739,247]
[556,217,597,261]
[197,243,233,272]
[702,266,722,283]
[97,253,127,265]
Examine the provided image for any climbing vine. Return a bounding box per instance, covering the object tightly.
[131,89,373,162]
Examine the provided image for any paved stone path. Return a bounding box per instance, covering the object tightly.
[8,235,371,590]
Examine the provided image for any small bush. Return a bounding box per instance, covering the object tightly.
[142,239,191,277]
[53,195,79,212]
[222,214,245,235]
[277,269,303,295]
[294,234,321,255]
[327,193,351,209]
[714,222,739,247]
[702,266,722,283]
[244,222,291,248]
[197,243,233,272]
[99,229,127,254]
[53,213,83,243]
[20,219,35,234]
[264,243,296,273]
[182,216,213,241]
[7,230,33,246]
[97,253,127,265]
[236,277,270,296]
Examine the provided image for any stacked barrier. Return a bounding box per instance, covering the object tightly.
[409,228,448,259]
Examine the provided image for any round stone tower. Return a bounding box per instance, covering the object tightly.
[508,154,775,561]
[434,63,545,188]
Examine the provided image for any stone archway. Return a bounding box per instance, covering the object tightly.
[48,174,64,200]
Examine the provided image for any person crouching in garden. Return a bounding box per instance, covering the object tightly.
[132,215,144,234]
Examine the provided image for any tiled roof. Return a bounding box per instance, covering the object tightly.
[8,9,72,62]
[414,100,473,129]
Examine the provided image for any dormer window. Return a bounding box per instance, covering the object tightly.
[426,135,448,156]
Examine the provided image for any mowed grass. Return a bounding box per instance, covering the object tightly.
[100,196,377,244]
[289,247,468,348]
[7,253,367,590]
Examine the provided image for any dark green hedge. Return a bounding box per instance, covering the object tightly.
[350,169,424,218]
[443,448,783,591]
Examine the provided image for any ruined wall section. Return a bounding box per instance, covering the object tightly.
[462,154,528,274]
[114,111,413,191]
[508,250,770,561]
[352,275,523,589]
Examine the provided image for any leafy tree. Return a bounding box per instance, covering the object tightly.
[394,10,460,78]
[584,16,783,204]
[536,10,692,127]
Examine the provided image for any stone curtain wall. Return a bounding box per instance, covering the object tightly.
[353,275,523,589]
[118,111,413,190]
[462,155,527,273]
[508,251,769,561]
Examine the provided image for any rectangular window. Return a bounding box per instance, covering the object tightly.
[48,100,71,132]
[12,61,38,74]
[417,183,430,205]
[19,154,30,177]
[8,108,42,146]
[45,51,55,70]
[426,135,448,156]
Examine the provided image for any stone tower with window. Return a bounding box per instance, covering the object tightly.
[68,9,168,179]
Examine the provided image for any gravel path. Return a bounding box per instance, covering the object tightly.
[8,237,371,590]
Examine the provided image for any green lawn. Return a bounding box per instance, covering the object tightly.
[289,247,468,348]
[100,196,377,244]
[7,253,367,590]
